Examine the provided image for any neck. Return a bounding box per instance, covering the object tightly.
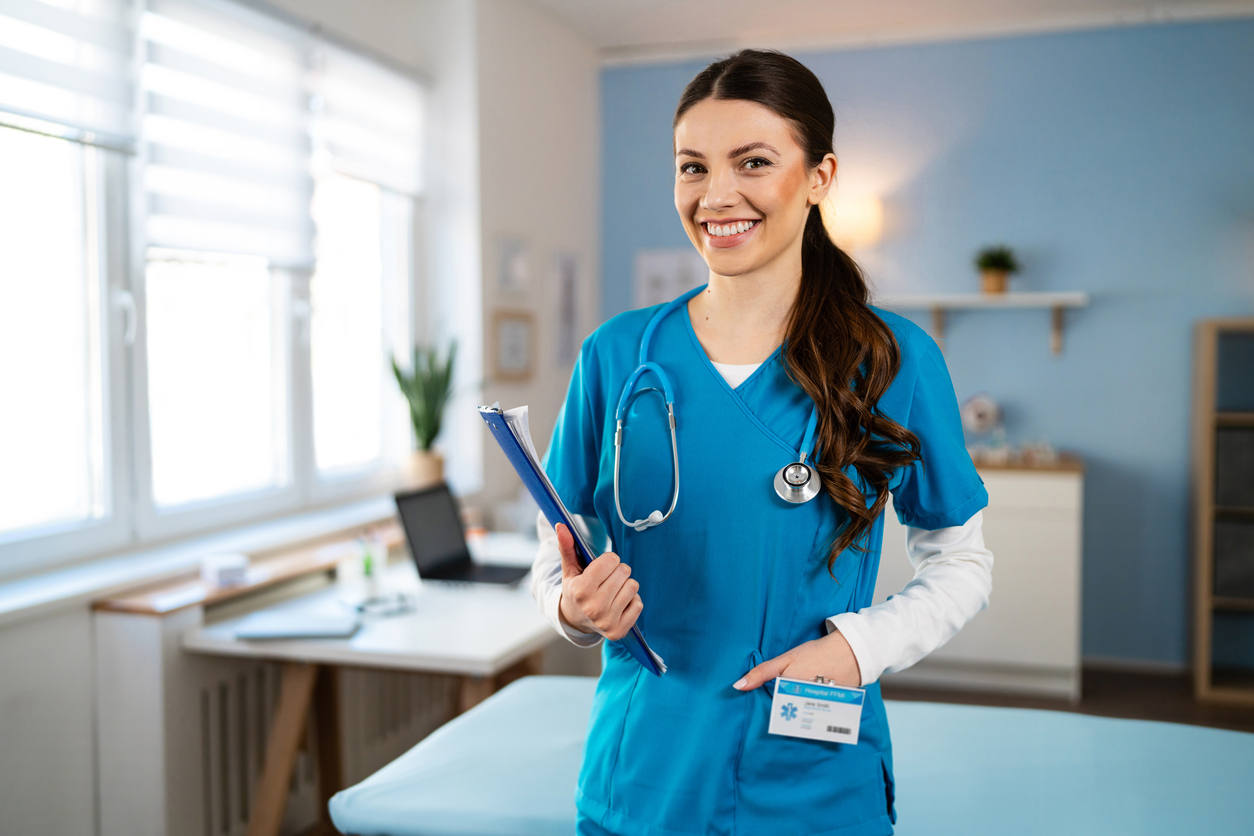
[687,259,802,364]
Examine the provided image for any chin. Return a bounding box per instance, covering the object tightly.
[702,249,760,278]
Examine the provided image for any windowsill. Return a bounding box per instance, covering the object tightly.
[0,495,397,629]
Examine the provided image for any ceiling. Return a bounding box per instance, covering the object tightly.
[526,0,1254,63]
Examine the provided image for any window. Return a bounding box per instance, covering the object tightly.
[144,251,289,507]
[0,127,107,539]
[307,40,423,488]
[310,174,414,474]
[0,0,428,574]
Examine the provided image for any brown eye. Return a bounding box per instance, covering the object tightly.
[679,162,704,175]
[743,157,770,170]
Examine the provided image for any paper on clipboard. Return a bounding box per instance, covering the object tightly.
[480,404,667,676]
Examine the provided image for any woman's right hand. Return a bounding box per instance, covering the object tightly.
[555,523,643,640]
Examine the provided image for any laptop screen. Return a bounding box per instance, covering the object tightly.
[394,485,470,575]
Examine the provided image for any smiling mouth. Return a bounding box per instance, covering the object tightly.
[703,220,760,238]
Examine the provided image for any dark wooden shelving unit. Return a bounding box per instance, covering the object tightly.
[1192,318,1254,706]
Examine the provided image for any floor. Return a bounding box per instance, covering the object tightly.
[881,665,1254,734]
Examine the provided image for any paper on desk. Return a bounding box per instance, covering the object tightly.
[235,611,360,640]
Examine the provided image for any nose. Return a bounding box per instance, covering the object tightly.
[700,165,739,212]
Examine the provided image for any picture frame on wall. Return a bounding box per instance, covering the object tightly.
[497,237,530,292]
[492,309,535,381]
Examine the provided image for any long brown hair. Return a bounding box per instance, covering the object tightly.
[674,50,922,573]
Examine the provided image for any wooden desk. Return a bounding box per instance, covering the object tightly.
[182,561,554,836]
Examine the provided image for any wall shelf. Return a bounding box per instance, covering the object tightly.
[877,292,1090,355]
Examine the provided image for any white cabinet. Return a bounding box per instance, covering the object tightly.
[874,466,1084,701]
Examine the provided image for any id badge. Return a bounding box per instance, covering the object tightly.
[768,676,865,745]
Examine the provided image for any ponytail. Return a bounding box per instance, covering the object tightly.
[789,205,921,574]
[676,49,922,575]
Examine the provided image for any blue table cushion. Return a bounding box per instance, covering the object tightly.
[330,676,594,836]
[330,676,1254,836]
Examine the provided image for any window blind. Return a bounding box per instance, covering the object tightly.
[310,41,424,196]
[0,0,136,150]
[140,0,313,267]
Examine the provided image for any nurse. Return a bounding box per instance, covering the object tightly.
[531,50,993,836]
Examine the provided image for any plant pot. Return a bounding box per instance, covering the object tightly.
[407,449,445,488]
[980,269,1010,294]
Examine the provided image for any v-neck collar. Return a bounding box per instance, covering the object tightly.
[680,298,798,458]
[679,294,781,394]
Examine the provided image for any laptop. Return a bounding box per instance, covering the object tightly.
[394,483,530,585]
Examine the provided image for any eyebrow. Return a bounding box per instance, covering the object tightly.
[728,141,780,157]
[674,141,781,159]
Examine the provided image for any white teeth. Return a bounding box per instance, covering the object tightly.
[706,220,757,237]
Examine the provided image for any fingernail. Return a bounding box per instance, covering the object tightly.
[732,678,747,690]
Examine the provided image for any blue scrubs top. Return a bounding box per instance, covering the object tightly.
[543,295,988,836]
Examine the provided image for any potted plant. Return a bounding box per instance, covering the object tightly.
[391,341,456,487]
[974,245,1020,294]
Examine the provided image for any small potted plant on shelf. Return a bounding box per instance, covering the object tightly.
[974,245,1020,294]
[391,340,457,488]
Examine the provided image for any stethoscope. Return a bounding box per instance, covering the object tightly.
[613,286,823,533]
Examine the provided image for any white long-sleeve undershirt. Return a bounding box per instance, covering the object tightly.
[529,508,993,686]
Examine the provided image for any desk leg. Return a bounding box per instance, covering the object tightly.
[457,675,496,714]
[314,667,343,822]
[457,650,546,715]
[247,662,319,836]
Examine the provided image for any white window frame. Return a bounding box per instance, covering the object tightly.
[0,0,434,579]
[127,259,306,542]
[304,182,417,505]
[0,139,135,576]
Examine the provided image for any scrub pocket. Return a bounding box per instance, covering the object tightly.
[734,686,895,836]
[605,665,742,834]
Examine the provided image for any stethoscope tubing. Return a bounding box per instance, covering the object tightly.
[613,284,823,531]
[613,389,680,532]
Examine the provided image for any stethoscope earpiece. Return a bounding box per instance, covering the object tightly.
[628,509,665,532]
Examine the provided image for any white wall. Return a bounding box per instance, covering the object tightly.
[475,0,602,520]
[0,609,96,835]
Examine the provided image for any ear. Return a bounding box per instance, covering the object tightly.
[808,153,837,205]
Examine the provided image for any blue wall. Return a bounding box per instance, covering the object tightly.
[600,21,1254,667]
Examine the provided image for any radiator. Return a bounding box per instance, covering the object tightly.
[96,609,459,836]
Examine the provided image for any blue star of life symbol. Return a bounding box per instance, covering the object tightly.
[780,702,798,722]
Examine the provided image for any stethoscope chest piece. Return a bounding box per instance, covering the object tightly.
[774,460,822,504]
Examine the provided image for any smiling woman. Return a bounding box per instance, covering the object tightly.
[673,57,922,563]
[532,49,994,836]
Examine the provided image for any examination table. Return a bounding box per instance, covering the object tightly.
[329,675,1254,836]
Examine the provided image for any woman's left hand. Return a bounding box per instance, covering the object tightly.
[732,630,861,691]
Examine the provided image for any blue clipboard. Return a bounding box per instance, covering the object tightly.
[479,405,666,676]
